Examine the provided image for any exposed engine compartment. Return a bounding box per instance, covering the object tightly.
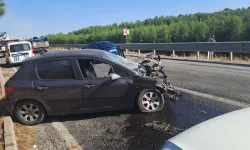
[133,52,179,102]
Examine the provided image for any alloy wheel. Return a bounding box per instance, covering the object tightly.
[141,91,161,111]
[19,104,40,122]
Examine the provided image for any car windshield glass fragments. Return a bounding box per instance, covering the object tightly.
[102,52,146,75]
[10,43,30,52]
[37,60,75,80]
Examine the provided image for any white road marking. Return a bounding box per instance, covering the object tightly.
[175,87,250,108]
[51,120,83,150]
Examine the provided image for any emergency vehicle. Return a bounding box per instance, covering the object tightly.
[3,39,35,65]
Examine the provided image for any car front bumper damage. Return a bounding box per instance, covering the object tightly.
[156,80,179,103]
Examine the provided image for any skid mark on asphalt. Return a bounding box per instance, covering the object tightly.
[176,87,250,108]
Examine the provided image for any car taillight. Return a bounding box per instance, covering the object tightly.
[31,45,34,54]
[7,49,10,57]
[5,87,15,96]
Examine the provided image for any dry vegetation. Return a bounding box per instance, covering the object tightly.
[14,123,38,150]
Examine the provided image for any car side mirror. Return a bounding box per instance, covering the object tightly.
[110,73,121,80]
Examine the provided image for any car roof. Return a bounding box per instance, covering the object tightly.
[89,41,113,44]
[9,41,30,45]
[96,41,111,44]
[23,49,107,63]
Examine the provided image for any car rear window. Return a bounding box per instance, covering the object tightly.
[8,63,32,80]
[10,43,30,52]
[97,42,116,49]
[36,60,75,80]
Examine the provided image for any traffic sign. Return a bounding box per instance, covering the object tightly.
[123,29,129,35]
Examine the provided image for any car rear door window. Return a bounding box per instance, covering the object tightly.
[37,60,75,80]
[77,59,129,78]
[10,43,30,52]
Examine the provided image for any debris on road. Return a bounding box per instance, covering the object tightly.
[68,144,83,150]
[144,121,184,135]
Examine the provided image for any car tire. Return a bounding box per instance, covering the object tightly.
[137,89,164,113]
[14,100,45,125]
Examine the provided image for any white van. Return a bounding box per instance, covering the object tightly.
[5,40,35,65]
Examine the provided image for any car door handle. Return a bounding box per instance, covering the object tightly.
[84,84,95,88]
[36,86,48,90]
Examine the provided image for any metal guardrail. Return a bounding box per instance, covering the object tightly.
[50,42,250,61]
[50,42,250,53]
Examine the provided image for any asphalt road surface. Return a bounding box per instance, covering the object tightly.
[0,53,249,150]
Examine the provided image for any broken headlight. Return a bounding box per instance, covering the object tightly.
[156,80,168,91]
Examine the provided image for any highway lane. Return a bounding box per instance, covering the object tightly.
[127,55,250,103]
[0,54,246,150]
[161,59,250,103]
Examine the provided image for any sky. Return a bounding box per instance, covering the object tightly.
[1,0,249,39]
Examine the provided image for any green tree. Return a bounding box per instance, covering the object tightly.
[0,0,6,16]
[44,6,250,44]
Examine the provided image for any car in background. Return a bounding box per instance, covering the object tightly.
[160,107,250,150]
[2,49,173,125]
[85,41,125,57]
[5,40,35,66]
[29,37,49,53]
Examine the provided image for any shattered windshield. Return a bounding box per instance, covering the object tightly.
[102,52,146,75]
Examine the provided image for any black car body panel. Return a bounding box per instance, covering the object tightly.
[3,50,162,117]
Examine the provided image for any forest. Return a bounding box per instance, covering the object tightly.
[45,7,250,44]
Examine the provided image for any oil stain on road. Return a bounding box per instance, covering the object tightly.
[123,92,241,150]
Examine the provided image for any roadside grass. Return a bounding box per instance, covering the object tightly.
[14,123,38,150]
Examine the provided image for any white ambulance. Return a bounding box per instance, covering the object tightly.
[5,40,35,65]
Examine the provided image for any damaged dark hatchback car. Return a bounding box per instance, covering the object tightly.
[2,50,176,125]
